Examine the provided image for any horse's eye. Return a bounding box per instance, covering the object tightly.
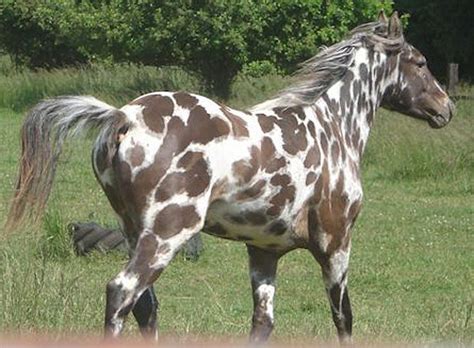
[416,61,426,68]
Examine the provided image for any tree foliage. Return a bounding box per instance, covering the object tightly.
[0,0,393,96]
[394,0,474,81]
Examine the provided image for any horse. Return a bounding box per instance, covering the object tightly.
[6,12,454,343]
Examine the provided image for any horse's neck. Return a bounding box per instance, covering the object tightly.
[314,47,393,161]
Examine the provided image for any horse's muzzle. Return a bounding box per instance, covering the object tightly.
[428,99,455,129]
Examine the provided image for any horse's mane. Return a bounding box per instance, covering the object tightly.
[250,21,405,111]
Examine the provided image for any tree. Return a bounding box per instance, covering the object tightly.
[0,0,394,97]
[395,0,474,81]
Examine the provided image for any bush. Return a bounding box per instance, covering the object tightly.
[241,60,281,79]
[394,0,474,81]
[0,0,393,97]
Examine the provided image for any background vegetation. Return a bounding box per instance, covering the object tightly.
[0,0,472,345]
[0,0,393,97]
[395,0,474,81]
[1,1,472,95]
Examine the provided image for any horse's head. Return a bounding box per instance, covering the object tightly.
[380,12,455,128]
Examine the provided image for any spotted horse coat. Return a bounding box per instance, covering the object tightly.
[8,12,454,344]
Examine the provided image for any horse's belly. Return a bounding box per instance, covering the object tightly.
[204,199,299,250]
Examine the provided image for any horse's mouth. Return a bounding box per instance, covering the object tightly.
[428,114,449,129]
[426,101,455,129]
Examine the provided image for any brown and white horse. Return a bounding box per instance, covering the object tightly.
[7,12,454,343]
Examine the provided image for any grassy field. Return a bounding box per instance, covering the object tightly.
[0,66,472,345]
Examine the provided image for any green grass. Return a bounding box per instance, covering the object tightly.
[0,68,472,345]
[0,61,205,112]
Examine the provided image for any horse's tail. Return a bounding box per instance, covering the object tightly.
[5,96,129,231]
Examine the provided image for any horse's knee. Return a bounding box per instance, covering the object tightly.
[105,273,138,320]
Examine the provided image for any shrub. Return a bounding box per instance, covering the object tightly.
[0,0,393,97]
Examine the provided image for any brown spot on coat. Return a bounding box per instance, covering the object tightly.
[232,144,266,184]
[210,179,229,201]
[257,113,276,133]
[316,173,353,254]
[340,71,354,109]
[173,92,198,109]
[267,174,296,216]
[323,122,332,140]
[206,223,228,236]
[275,114,308,155]
[304,146,321,169]
[95,147,109,174]
[221,106,249,137]
[359,64,368,82]
[266,219,287,235]
[331,141,341,164]
[227,214,246,224]
[261,137,276,159]
[234,179,266,201]
[155,151,210,202]
[265,157,286,173]
[127,145,145,167]
[131,95,174,133]
[313,161,329,202]
[308,121,316,138]
[189,105,230,144]
[320,133,329,154]
[244,210,268,225]
[233,159,258,184]
[260,137,286,173]
[134,233,160,268]
[270,174,291,187]
[153,204,200,239]
[351,127,360,150]
[177,151,203,169]
[306,172,317,185]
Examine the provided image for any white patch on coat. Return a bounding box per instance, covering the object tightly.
[254,283,276,322]
[115,272,139,292]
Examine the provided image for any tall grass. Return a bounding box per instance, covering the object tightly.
[0,58,205,111]
[38,208,74,260]
[228,73,288,109]
[363,103,474,182]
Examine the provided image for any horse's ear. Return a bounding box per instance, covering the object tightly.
[388,11,403,38]
[378,10,388,24]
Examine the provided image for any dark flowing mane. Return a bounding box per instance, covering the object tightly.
[251,21,405,110]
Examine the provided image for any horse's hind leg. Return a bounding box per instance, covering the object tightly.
[132,287,159,338]
[104,224,202,338]
[246,245,281,343]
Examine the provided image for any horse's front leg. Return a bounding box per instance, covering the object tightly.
[321,245,353,344]
[309,220,352,344]
[246,244,281,343]
[308,185,361,344]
